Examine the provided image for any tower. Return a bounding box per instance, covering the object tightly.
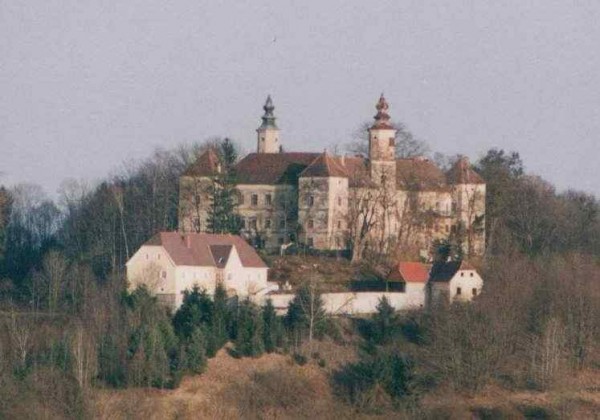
[368,94,397,185]
[256,95,281,154]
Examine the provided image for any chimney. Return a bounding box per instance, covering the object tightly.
[341,155,346,165]
[185,234,191,248]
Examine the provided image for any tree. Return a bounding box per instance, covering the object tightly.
[234,299,264,357]
[284,281,326,344]
[262,298,280,353]
[207,138,243,234]
[208,283,229,355]
[172,286,214,340]
[371,296,397,345]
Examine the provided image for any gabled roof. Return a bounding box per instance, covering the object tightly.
[429,260,475,282]
[209,245,232,268]
[235,152,319,185]
[142,232,267,269]
[183,149,221,177]
[388,262,431,283]
[396,157,449,191]
[446,157,485,185]
[300,152,349,178]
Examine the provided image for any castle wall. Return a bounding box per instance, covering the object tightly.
[237,184,298,250]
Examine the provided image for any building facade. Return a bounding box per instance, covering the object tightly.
[179,95,486,258]
[126,232,271,309]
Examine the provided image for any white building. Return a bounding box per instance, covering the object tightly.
[428,260,484,304]
[126,232,271,309]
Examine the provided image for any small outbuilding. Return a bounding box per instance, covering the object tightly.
[387,261,432,307]
[428,260,483,304]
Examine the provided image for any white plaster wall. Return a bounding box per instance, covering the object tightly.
[223,247,268,296]
[449,270,484,301]
[257,290,426,316]
[175,265,216,307]
[126,245,176,294]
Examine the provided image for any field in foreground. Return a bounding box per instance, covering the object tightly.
[92,342,600,420]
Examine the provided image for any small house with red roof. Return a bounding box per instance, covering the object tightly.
[428,260,483,303]
[387,261,431,307]
[126,232,271,309]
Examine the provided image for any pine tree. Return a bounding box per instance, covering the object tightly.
[185,326,207,374]
[235,299,264,357]
[207,283,229,356]
[207,138,243,234]
[372,296,397,345]
[262,298,280,353]
[173,286,214,339]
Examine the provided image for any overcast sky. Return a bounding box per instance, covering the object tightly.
[1,1,599,197]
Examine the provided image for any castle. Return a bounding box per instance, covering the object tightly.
[178,95,486,260]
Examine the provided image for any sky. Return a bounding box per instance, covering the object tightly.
[1,0,599,197]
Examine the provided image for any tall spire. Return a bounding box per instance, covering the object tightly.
[260,95,277,129]
[371,93,393,129]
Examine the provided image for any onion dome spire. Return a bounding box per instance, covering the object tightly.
[260,95,278,129]
[371,93,394,129]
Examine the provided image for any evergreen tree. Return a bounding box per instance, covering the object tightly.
[207,283,229,356]
[207,138,243,234]
[372,296,397,345]
[262,298,280,353]
[172,286,214,339]
[235,299,264,357]
[184,327,207,374]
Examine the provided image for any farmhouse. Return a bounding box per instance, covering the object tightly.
[126,232,271,309]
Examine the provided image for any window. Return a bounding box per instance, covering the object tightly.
[337,220,342,229]
[308,195,314,207]
[265,219,271,229]
[456,287,462,295]
[161,271,167,279]
[265,194,272,205]
[470,272,474,277]
[145,254,149,260]
[461,272,464,277]
[472,288,478,296]
[277,237,284,245]
[335,237,341,247]
[445,225,449,233]
[279,219,285,229]
[307,237,314,247]
[389,137,395,146]
[452,202,457,212]
[308,219,314,229]
[251,194,258,206]
[238,193,245,205]
[157,254,161,260]
[249,218,257,230]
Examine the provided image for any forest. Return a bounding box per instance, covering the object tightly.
[0,140,598,418]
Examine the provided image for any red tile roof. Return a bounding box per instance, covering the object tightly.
[144,232,267,268]
[446,157,485,185]
[388,261,431,283]
[183,148,221,177]
[396,157,449,191]
[235,152,319,185]
[300,152,350,178]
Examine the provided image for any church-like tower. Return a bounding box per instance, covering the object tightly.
[256,95,281,154]
[369,94,397,185]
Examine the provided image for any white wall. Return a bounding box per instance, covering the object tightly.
[448,269,483,301]
[255,288,426,316]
